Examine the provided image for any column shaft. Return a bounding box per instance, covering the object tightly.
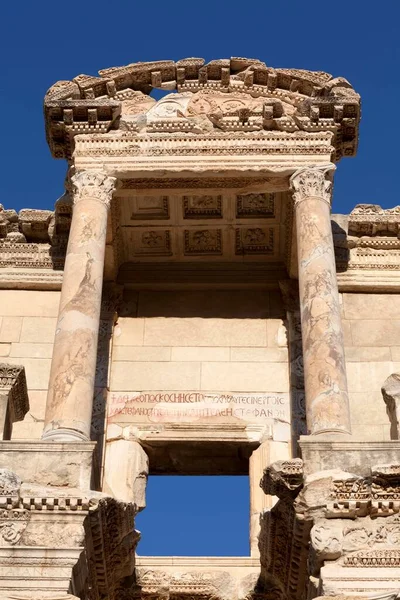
[42,172,116,442]
[291,167,351,435]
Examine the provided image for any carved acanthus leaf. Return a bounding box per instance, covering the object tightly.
[71,171,118,208]
[290,166,335,206]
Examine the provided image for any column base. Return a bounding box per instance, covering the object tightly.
[42,427,90,443]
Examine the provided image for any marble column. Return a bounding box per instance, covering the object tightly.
[290,166,351,435]
[42,171,117,442]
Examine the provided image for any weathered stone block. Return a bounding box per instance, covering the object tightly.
[144,317,267,347]
[113,345,171,362]
[111,361,201,391]
[113,317,144,346]
[0,290,60,317]
[0,317,22,343]
[200,361,289,392]
[171,346,230,361]
[20,317,56,343]
[0,441,95,489]
[103,439,148,506]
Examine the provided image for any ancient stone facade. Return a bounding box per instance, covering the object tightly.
[0,56,398,600]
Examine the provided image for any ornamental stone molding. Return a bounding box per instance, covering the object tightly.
[71,171,118,208]
[290,165,335,206]
[0,364,29,439]
[44,57,360,161]
[260,460,400,599]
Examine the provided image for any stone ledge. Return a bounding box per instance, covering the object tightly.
[299,437,400,477]
[0,441,96,490]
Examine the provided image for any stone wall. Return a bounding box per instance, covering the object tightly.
[110,290,288,392]
[341,292,400,439]
[0,290,60,438]
[106,290,291,472]
[3,287,398,444]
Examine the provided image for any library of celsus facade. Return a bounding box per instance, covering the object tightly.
[1,55,400,600]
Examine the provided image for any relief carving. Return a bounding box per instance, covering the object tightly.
[236,193,275,218]
[235,227,274,255]
[0,509,30,546]
[183,196,223,218]
[184,229,222,255]
[72,171,118,208]
[290,166,335,207]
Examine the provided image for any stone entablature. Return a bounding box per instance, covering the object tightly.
[44,57,360,162]
[0,199,71,272]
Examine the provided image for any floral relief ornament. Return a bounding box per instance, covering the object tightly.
[290,165,336,206]
[71,171,118,208]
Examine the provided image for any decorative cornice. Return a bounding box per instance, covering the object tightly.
[44,57,360,161]
[290,165,335,206]
[71,171,117,208]
[348,203,400,236]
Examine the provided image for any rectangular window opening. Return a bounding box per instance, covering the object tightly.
[136,475,250,557]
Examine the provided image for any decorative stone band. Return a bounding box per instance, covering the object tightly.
[71,171,117,208]
[290,165,336,207]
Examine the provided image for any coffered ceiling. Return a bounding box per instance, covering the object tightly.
[113,193,289,265]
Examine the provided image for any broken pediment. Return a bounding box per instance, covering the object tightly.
[44,57,360,161]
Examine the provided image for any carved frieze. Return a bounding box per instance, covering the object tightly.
[349,204,400,236]
[45,57,360,160]
[0,204,69,272]
[0,508,30,546]
[333,206,400,273]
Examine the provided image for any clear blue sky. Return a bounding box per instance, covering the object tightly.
[2,0,399,556]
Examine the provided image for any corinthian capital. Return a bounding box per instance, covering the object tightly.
[71,171,117,208]
[290,165,335,206]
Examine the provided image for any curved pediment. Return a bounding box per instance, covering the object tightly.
[44,57,360,161]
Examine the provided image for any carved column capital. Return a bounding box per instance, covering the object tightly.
[290,165,336,207]
[71,171,117,209]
